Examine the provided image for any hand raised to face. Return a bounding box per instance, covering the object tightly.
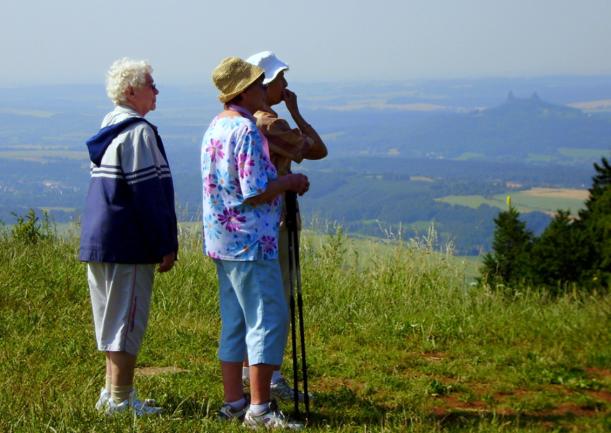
[282,89,299,114]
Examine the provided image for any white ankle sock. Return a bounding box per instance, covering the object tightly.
[248,402,270,416]
[105,375,112,393]
[110,384,133,403]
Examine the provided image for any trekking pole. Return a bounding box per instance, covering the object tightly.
[292,206,310,417]
[285,191,310,418]
[285,191,300,417]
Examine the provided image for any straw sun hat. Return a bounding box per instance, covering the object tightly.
[212,56,264,103]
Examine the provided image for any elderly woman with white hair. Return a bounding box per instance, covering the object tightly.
[79,57,178,416]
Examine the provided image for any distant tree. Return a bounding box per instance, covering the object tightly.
[581,158,611,216]
[481,157,610,293]
[575,157,611,288]
[529,210,587,292]
[480,206,533,287]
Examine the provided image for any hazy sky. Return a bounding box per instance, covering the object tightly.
[2,0,611,86]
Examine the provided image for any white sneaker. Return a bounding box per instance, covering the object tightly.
[95,388,110,412]
[271,378,312,403]
[243,401,303,430]
[105,390,162,417]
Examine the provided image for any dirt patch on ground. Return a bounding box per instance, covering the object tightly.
[431,394,514,417]
[431,403,605,426]
[315,376,366,394]
[135,366,189,376]
[422,351,446,362]
[430,384,610,420]
[585,367,611,379]
[586,390,611,403]
[522,187,589,200]
[540,402,604,417]
[314,376,400,407]
[319,370,610,424]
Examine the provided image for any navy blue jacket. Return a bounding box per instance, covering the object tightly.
[79,111,178,264]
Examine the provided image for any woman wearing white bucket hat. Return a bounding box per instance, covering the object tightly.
[245,51,327,177]
[243,51,327,402]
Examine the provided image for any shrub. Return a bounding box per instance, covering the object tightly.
[10,209,54,245]
[480,206,533,288]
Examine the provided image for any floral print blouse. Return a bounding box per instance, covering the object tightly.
[201,114,281,260]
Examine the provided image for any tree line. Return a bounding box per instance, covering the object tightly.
[481,157,611,292]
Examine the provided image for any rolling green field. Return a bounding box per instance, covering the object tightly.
[1,224,609,432]
[436,188,589,215]
[436,195,503,210]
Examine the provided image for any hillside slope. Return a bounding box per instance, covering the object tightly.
[0,225,609,432]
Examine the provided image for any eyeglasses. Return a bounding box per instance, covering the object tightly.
[149,83,158,91]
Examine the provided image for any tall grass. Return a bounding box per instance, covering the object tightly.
[0,222,609,432]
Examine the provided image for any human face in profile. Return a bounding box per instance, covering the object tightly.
[241,76,267,114]
[127,73,158,116]
[265,71,288,106]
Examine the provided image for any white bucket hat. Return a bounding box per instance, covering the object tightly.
[246,51,289,85]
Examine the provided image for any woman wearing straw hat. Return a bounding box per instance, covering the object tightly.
[201,56,308,429]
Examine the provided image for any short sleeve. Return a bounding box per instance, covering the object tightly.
[257,113,306,163]
[234,126,273,200]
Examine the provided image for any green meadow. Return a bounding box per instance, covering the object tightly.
[1,223,609,432]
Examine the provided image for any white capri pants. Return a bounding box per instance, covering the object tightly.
[87,263,155,355]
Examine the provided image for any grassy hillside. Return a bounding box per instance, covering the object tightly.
[0,224,609,432]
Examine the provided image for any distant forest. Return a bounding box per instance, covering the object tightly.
[0,79,609,255]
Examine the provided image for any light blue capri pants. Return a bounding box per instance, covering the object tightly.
[215,258,289,366]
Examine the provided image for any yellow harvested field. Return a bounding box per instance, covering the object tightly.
[568,99,611,111]
[522,187,589,200]
[410,175,435,182]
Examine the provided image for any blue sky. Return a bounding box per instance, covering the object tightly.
[2,0,611,85]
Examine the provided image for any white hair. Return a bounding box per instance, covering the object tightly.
[105,58,153,105]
